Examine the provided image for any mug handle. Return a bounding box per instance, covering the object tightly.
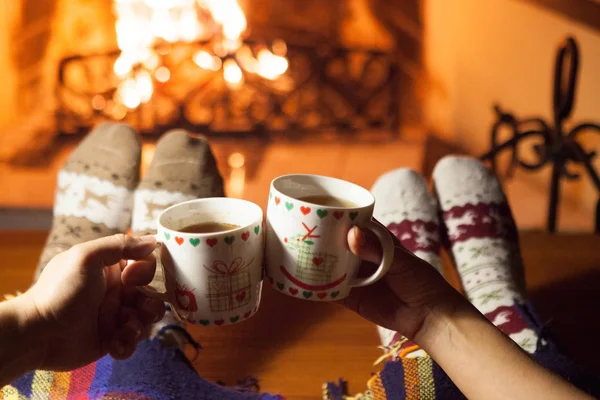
[136,234,170,302]
[348,219,394,287]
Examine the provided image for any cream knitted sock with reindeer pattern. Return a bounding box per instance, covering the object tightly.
[131,130,225,344]
[35,123,141,279]
[433,156,538,353]
[131,130,224,236]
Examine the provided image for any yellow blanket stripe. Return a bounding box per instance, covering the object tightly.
[418,356,435,400]
[31,370,54,400]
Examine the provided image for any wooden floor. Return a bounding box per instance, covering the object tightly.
[1,231,599,398]
[1,139,599,398]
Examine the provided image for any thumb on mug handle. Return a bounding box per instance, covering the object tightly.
[348,219,394,287]
[136,235,171,303]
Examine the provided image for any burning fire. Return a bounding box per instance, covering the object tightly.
[111,0,289,111]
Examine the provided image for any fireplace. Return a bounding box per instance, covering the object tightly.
[1,0,424,154]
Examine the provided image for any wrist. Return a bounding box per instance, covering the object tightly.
[18,292,50,369]
[410,285,474,351]
[0,293,49,385]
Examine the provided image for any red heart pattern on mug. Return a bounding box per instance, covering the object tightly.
[275,196,281,205]
[317,292,328,299]
[300,206,311,215]
[244,311,251,319]
[241,231,250,241]
[175,237,184,246]
[214,319,224,326]
[288,287,299,295]
[333,211,344,220]
[206,238,217,247]
[312,256,323,266]
[236,291,246,302]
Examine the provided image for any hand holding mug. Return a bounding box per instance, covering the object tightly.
[344,225,462,340]
[265,175,394,301]
[138,198,264,326]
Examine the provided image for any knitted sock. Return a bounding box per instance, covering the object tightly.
[433,156,538,353]
[6,131,271,399]
[131,129,224,236]
[371,169,441,358]
[35,123,141,279]
[131,129,225,346]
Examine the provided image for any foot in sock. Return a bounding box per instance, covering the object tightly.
[326,157,599,399]
[332,159,544,398]
[35,123,141,279]
[433,155,538,353]
[131,129,224,235]
[131,129,225,346]
[371,168,441,358]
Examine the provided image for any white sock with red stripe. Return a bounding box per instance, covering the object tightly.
[371,169,441,358]
[433,156,539,353]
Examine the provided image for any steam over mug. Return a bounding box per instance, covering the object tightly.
[138,198,264,326]
[265,174,394,301]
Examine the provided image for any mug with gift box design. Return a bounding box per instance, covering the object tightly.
[265,174,394,301]
[139,198,264,326]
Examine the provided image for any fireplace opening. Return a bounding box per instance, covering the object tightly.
[2,0,423,147]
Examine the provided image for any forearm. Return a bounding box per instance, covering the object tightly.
[415,293,592,400]
[0,294,46,387]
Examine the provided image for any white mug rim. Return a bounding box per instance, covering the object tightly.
[270,174,375,210]
[157,197,263,237]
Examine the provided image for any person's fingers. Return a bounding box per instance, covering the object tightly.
[104,262,124,290]
[123,317,143,342]
[107,308,144,359]
[121,255,157,286]
[343,281,406,331]
[135,294,166,324]
[98,286,121,339]
[70,234,156,270]
[348,226,383,265]
[349,225,435,276]
[118,306,139,325]
[108,340,134,360]
[108,317,143,360]
[121,285,139,306]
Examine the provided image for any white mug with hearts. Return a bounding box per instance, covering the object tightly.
[265,174,394,301]
[139,198,264,326]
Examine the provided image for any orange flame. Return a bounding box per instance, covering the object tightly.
[112,0,289,107]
